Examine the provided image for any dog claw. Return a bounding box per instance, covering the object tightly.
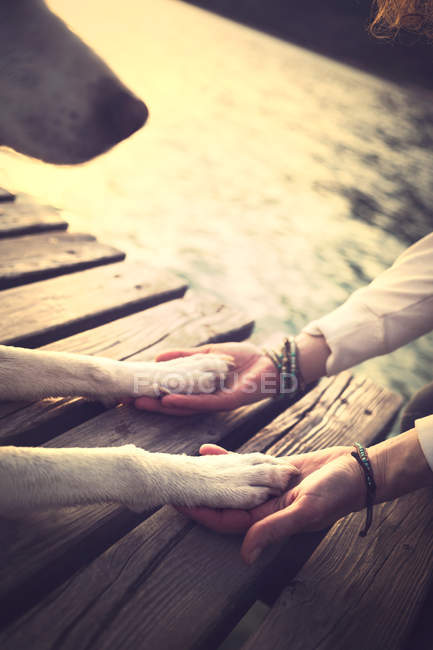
[218,354,235,370]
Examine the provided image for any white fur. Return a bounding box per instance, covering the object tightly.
[0,3,298,516]
[0,345,298,515]
[0,445,297,515]
[0,345,233,405]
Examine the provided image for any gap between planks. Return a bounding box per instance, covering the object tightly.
[0,194,68,238]
[1,259,188,348]
[0,294,259,622]
[0,372,401,648]
[243,486,433,650]
[0,187,16,203]
[0,231,125,290]
[0,292,253,445]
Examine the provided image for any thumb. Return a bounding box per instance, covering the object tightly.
[241,504,306,565]
[155,346,212,362]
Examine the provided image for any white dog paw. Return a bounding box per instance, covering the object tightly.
[181,453,299,509]
[156,353,234,395]
[109,353,234,401]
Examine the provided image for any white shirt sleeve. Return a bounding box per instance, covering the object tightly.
[302,232,433,375]
[415,415,433,473]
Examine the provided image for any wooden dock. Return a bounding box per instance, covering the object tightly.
[0,191,432,649]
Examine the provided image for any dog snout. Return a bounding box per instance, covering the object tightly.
[102,91,149,144]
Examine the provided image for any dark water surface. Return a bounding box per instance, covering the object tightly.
[185,0,433,90]
[1,0,432,410]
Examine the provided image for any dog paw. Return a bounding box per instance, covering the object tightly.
[105,353,234,402]
[177,452,299,509]
[155,353,234,395]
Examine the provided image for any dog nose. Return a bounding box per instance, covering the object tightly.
[104,91,149,143]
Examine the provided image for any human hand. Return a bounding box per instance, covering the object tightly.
[133,342,279,415]
[178,444,365,564]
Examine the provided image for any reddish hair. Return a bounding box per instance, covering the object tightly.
[370,0,433,38]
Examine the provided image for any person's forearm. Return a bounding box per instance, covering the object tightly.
[300,234,433,376]
[368,429,433,504]
[295,332,331,385]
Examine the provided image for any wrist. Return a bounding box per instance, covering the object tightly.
[367,429,433,504]
[295,332,330,384]
[345,450,370,513]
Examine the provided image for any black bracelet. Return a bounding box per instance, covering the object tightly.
[351,442,376,537]
[263,336,305,400]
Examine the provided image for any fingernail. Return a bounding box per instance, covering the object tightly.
[247,547,263,565]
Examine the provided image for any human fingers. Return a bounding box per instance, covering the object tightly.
[177,492,282,534]
[176,505,254,534]
[155,346,212,362]
[133,395,197,415]
[241,504,307,565]
[160,390,243,412]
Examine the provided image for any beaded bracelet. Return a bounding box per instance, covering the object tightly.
[263,336,305,400]
[351,442,377,537]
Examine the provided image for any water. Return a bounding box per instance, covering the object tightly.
[1,0,432,410]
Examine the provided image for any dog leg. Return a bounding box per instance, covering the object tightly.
[0,345,232,405]
[0,445,298,515]
[0,345,123,403]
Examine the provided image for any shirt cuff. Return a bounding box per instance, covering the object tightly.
[302,299,385,375]
[415,415,433,473]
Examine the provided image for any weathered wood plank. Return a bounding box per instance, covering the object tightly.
[0,397,284,630]
[0,194,67,238]
[0,260,187,348]
[0,374,402,645]
[0,232,125,289]
[0,293,253,445]
[243,487,433,650]
[241,371,403,456]
[403,580,433,650]
[0,299,258,622]
[0,188,16,203]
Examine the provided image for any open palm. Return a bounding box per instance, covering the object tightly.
[178,444,365,564]
[133,342,278,415]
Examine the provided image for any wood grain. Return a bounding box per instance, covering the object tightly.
[0,396,282,629]
[243,487,433,650]
[0,231,124,289]
[0,375,402,647]
[242,371,403,456]
[0,259,187,348]
[0,293,253,445]
[0,194,67,238]
[0,295,256,620]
